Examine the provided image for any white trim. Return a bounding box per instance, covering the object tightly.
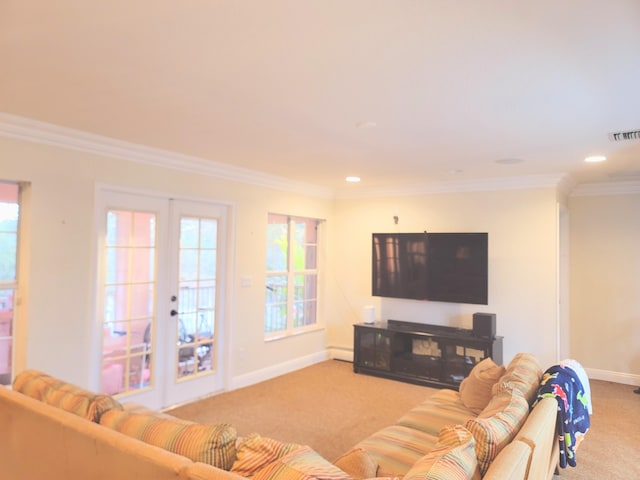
[586,367,640,386]
[571,180,640,197]
[334,173,569,199]
[229,350,329,390]
[0,113,334,199]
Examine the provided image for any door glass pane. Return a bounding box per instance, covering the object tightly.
[0,182,19,385]
[176,216,217,380]
[101,210,155,395]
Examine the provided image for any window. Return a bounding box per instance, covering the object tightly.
[265,214,320,337]
[0,182,20,385]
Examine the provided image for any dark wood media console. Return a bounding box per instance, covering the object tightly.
[353,319,503,389]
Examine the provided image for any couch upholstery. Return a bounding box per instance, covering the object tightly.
[0,355,559,480]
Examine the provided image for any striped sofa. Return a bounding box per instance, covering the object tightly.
[0,355,558,480]
[338,353,559,480]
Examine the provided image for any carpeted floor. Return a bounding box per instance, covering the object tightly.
[167,360,640,478]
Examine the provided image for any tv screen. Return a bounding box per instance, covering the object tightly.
[372,232,488,305]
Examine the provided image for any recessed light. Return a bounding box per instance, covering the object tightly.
[584,155,606,163]
[356,121,377,129]
[448,169,463,174]
[345,176,361,183]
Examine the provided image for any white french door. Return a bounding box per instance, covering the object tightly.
[94,189,228,409]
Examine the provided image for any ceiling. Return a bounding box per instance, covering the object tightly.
[1,1,640,195]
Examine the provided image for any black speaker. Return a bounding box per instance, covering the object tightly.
[473,313,496,339]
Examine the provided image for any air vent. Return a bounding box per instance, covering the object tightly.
[609,129,640,141]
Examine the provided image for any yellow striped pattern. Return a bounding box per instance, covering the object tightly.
[231,433,303,476]
[491,353,542,404]
[12,369,122,422]
[465,388,529,475]
[252,445,351,480]
[353,425,439,477]
[403,425,481,480]
[99,409,237,470]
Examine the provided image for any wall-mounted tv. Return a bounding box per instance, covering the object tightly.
[372,232,488,305]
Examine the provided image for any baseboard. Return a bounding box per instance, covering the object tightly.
[230,350,330,390]
[327,345,354,363]
[586,367,640,386]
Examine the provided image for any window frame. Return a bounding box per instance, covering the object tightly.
[265,214,322,340]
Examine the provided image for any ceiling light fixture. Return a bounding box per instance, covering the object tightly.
[495,158,524,165]
[584,155,606,163]
[345,176,361,183]
[356,121,377,129]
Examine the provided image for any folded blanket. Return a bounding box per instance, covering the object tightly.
[534,362,590,468]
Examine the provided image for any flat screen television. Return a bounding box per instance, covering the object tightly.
[372,232,488,305]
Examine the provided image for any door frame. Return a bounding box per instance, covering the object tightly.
[89,184,235,409]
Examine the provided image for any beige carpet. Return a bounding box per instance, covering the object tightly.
[167,360,640,478]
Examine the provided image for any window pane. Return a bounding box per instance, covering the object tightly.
[265,274,287,333]
[0,233,17,282]
[200,219,217,249]
[180,218,200,248]
[266,215,288,272]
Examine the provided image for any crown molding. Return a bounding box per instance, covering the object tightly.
[570,180,640,197]
[334,173,569,199]
[0,113,334,199]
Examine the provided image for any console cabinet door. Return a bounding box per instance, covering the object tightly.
[355,329,392,371]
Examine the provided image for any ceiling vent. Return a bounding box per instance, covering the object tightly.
[608,129,640,141]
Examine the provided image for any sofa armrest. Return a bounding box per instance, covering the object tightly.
[482,441,531,480]
[515,396,558,480]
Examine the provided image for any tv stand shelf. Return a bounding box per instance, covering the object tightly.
[353,319,503,389]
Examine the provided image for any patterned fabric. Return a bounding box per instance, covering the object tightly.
[12,369,123,422]
[395,390,477,437]
[12,369,64,400]
[491,353,542,405]
[100,409,237,470]
[252,445,351,480]
[403,425,481,480]
[465,386,530,475]
[333,447,378,479]
[353,425,439,477]
[534,363,590,468]
[231,433,303,476]
[459,358,506,414]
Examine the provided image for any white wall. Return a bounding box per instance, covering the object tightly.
[569,192,640,384]
[329,188,562,368]
[0,136,334,388]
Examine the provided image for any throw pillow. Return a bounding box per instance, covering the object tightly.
[403,425,481,480]
[334,448,378,479]
[252,445,352,480]
[491,353,542,404]
[100,410,237,470]
[465,387,530,475]
[459,358,505,414]
[231,433,303,477]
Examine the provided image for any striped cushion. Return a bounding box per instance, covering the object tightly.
[12,370,64,400]
[353,425,439,477]
[252,445,351,480]
[333,447,378,479]
[491,353,542,404]
[395,390,477,437]
[13,369,123,422]
[464,387,530,475]
[403,425,481,480]
[459,358,505,414]
[100,410,237,470]
[231,433,303,476]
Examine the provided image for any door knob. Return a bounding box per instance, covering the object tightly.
[170,309,178,317]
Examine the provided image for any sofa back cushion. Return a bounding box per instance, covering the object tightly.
[402,425,481,480]
[12,369,122,422]
[231,433,303,477]
[459,358,506,414]
[464,386,530,476]
[251,445,351,480]
[100,409,237,470]
[491,353,542,404]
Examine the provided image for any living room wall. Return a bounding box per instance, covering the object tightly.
[569,190,640,384]
[328,188,563,369]
[0,135,335,390]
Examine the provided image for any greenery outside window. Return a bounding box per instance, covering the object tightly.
[265,214,320,338]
